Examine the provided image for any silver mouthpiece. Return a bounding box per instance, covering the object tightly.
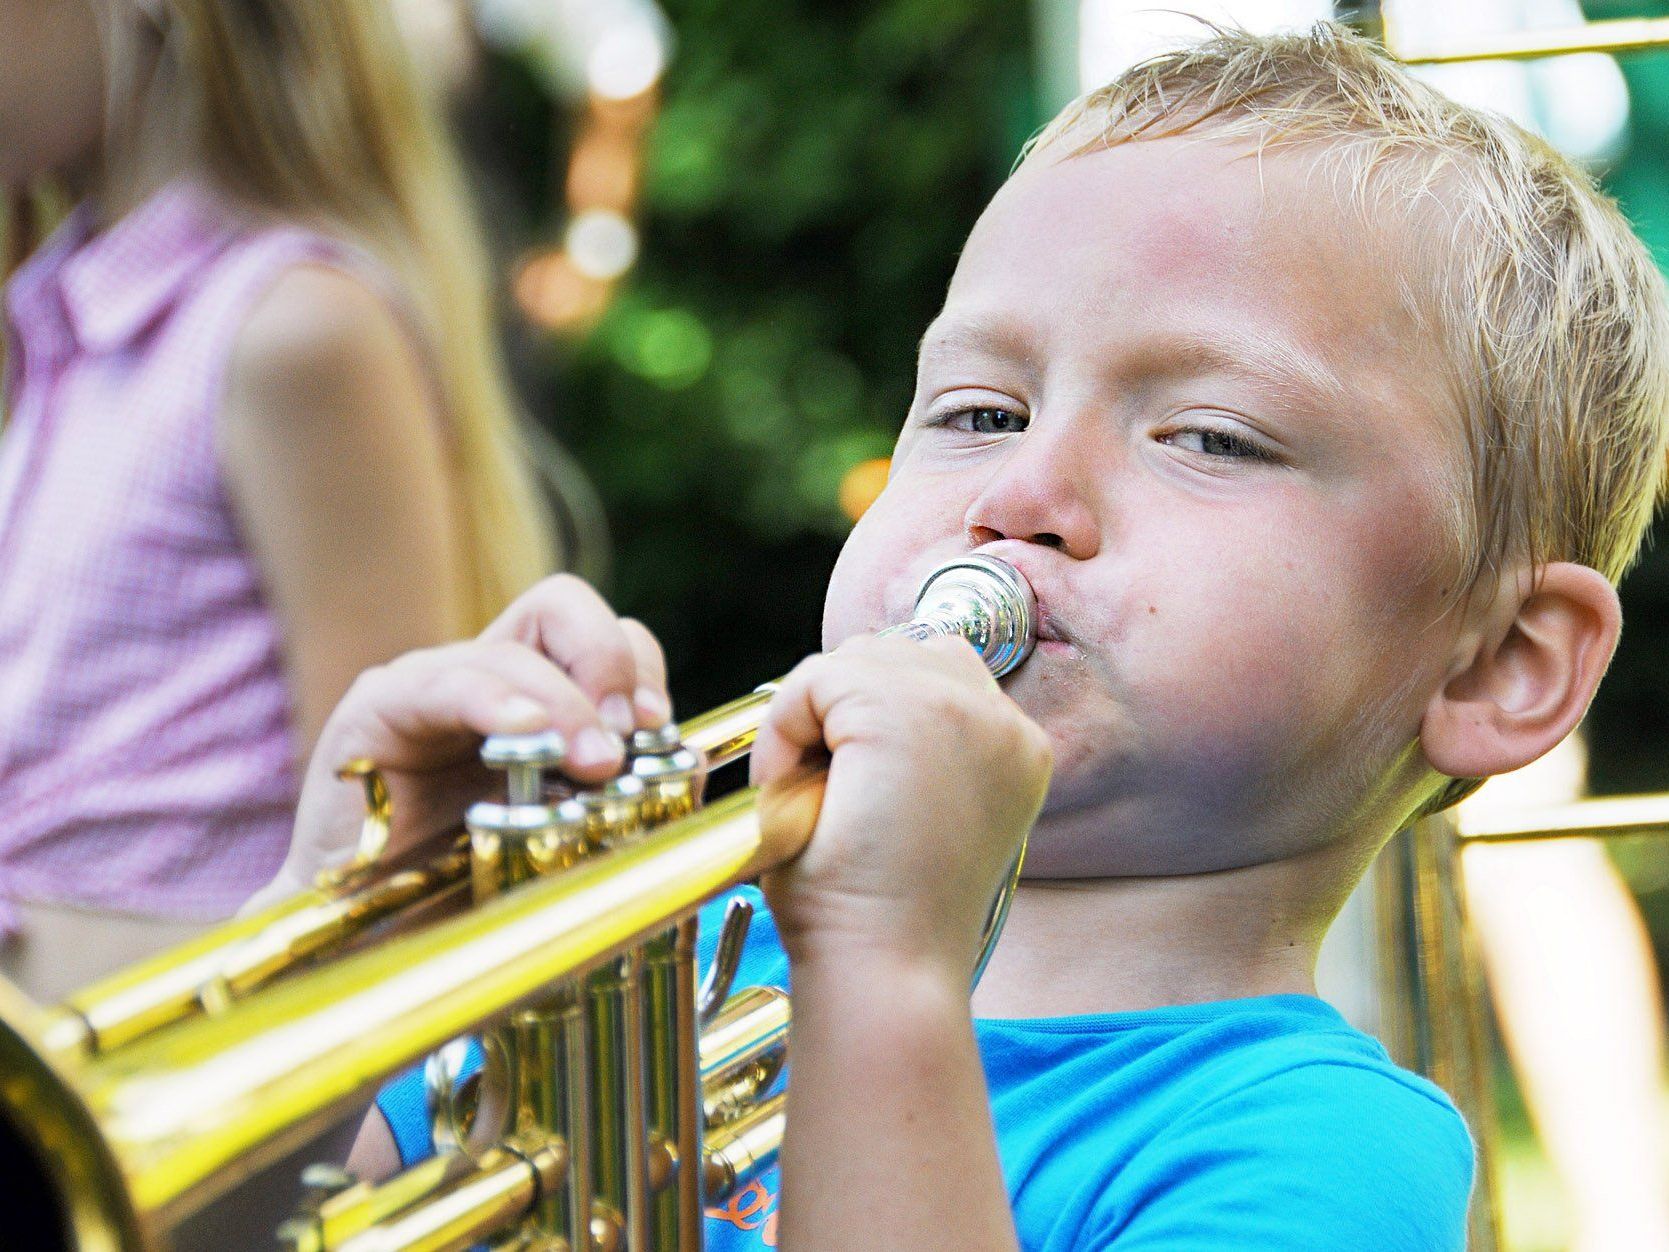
[879,553,1037,679]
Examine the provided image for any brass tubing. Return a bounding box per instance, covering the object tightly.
[1385,16,1669,64]
[673,917,702,1252]
[586,962,627,1235]
[1454,792,1669,843]
[564,992,595,1252]
[698,989,789,1087]
[621,951,653,1251]
[55,848,470,1057]
[677,690,773,771]
[698,989,789,1129]
[702,1093,787,1203]
[331,1143,560,1252]
[641,926,683,1251]
[72,784,808,1233]
[276,1152,481,1251]
[508,997,567,1238]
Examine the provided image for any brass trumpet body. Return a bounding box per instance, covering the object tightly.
[0,554,1035,1252]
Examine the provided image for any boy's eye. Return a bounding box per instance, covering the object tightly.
[1163,426,1274,461]
[954,407,1029,434]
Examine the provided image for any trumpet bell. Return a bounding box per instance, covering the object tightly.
[0,979,137,1252]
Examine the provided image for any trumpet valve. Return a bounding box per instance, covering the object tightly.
[628,725,703,825]
[470,732,589,898]
[481,730,568,805]
[577,774,648,849]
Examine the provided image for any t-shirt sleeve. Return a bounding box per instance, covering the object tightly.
[1084,1061,1474,1252]
[376,1037,486,1169]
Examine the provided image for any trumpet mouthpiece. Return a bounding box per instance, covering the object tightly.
[885,553,1037,679]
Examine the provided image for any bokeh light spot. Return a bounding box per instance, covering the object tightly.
[838,457,892,521]
[618,309,714,389]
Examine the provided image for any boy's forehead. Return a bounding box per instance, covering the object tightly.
[951,138,1385,325]
[930,135,1447,433]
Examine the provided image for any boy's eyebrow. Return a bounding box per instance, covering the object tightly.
[1154,328,1363,421]
[919,316,1364,420]
[917,317,1028,361]
[916,317,1049,389]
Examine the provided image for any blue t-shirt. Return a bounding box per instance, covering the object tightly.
[378,886,1473,1250]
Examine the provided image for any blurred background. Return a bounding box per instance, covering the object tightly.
[405,2,1669,1248]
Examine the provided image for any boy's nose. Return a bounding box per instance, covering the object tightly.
[962,425,1101,559]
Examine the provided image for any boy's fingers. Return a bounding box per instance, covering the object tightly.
[480,574,643,735]
[752,649,904,779]
[619,617,673,727]
[841,631,993,687]
[755,637,1001,785]
[332,644,628,781]
[330,660,542,771]
[751,654,834,789]
[446,640,634,779]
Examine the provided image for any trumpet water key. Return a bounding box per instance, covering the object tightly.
[0,553,1035,1252]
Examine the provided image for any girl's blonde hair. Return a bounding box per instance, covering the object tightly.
[8,0,557,630]
[1025,21,1669,811]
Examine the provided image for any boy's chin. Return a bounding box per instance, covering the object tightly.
[1022,790,1174,879]
[1024,783,1299,880]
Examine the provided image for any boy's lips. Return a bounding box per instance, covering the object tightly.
[1035,605,1070,645]
[965,545,1073,647]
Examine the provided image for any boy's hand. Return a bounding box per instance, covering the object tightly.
[265,576,672,901]
[751,634,1052,986]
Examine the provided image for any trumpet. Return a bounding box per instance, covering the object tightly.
[0,553,1036,1252]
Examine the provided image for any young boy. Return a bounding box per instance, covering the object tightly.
[267,22,1669,1250]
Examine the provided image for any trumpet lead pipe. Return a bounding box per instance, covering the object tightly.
[678,690,773,772]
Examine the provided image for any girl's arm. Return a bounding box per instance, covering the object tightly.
[220,264,469,759]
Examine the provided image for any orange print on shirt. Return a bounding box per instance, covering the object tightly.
[706,1178,780,1246]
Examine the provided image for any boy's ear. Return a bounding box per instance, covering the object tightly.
[1421,562,1620,780]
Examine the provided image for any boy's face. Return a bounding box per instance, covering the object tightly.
[825,135,1465,878]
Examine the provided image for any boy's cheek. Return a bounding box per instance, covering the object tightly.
[823,489,964,647]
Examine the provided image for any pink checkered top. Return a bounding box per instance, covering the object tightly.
[0,180,365,933]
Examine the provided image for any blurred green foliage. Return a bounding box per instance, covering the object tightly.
[501,0,1035,713]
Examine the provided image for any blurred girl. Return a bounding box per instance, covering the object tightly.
[0,0,555,998]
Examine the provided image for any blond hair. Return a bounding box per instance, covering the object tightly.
[1030,21,1669,590]
[1026,21,1669,809]
[184,0,557,629]
[7,1,555,630]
